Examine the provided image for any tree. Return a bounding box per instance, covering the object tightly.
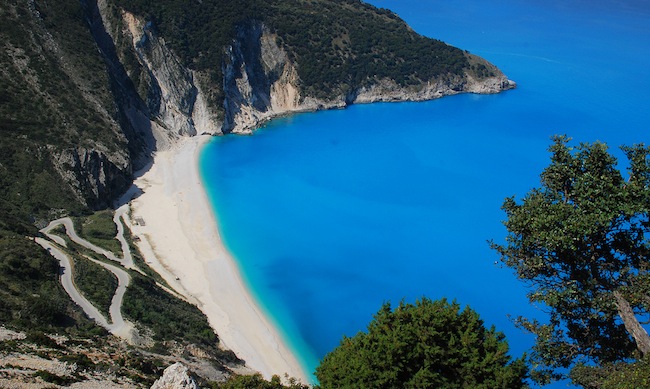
[491,135,650,383]
[315,297,528,388]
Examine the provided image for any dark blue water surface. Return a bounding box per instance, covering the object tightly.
[200,0,650,385]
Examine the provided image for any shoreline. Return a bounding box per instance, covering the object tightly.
[126,135,308,383]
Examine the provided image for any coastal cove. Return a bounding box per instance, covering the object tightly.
[6,0,650,386]
[198,0,650,385]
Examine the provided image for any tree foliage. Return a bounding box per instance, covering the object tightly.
[491,135,650,384]
[570,357,650,389]
[315,297,528,388]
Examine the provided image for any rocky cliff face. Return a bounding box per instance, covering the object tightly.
[351,66,516,104]
[222,21,331,133]
[93,0,223,152]
[219,23,514,134]
[51,146,131,209]
[97,7,514,137]
[119,10,222,139]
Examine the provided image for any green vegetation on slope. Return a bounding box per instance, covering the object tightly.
[0,0,130,225]
[0,232,104,337]
[269,0,467,97]
[122,272,240,363]
[75,210,121,253]
[0,0,124,150]
[0,0,136,354]
[0,139,84,233]
[72,256,118,318]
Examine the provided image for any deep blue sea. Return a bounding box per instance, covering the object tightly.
[200,0,650,386]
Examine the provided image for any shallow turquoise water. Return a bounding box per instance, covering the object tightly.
[200,0,650,385]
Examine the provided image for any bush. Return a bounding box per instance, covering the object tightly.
[72,256,118,318]
[25,331,62,349]
[316,297,529,388]
[77,210,120,253]
[59,352,95,371]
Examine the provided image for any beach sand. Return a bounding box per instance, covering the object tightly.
[127,135,308,383]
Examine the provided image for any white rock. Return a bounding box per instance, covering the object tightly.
[151,363,200,389]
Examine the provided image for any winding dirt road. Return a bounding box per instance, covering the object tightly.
[34,237,111,329]
[36,206,137,341]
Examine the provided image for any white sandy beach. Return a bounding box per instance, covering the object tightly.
[126,135,307,383]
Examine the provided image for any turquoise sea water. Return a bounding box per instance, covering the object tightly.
[200,0,650,386]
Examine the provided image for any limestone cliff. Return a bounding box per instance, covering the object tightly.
[95,4,514,137]
[119,11,222,138]
[94,0,223,147]
[221,22,513,134]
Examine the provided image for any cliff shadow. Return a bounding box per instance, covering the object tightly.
[223,21,278,132]
[82,0,158,173]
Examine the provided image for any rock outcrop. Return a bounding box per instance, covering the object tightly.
[51,146,131,209]
[94,1,223,148]
[151,363,200,389]
[223,21,310,133]
[121,11,221,138]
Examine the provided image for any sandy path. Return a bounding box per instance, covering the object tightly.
[126,135,308,382]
